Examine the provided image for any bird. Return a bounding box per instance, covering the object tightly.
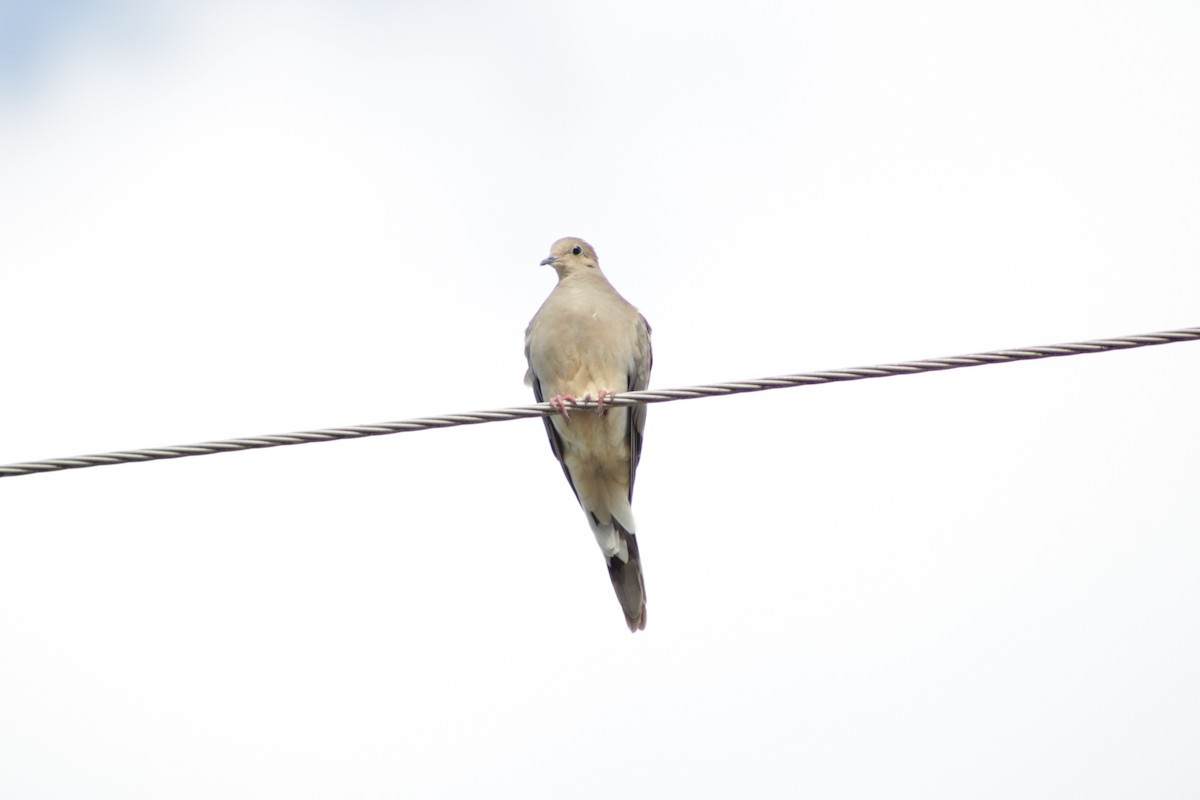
[524,237,653,631]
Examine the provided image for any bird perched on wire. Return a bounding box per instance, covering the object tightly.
[524,237,653,631]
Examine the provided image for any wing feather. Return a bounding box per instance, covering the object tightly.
[530,372,580,503]
[626,314,652,500]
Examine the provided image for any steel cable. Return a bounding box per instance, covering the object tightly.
[2,326,1197,480]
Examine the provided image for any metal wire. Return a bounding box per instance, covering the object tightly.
[2,326,1197,480]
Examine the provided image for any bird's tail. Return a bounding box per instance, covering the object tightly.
[607,521,647,632]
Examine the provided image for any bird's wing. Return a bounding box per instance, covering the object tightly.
[627,312,652,499]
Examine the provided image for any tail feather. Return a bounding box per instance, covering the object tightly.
[607,522,647,632]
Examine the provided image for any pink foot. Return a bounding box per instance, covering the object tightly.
[549,394,576,420]
[595,389,612,416]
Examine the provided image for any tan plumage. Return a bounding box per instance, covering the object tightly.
[524,237,653,631]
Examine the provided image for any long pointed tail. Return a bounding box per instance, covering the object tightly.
[607,522,647,632]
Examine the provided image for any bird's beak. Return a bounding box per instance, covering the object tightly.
[540,255,558,266]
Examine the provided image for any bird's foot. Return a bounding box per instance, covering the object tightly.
[549,394,576,420]
[595,389,612,416]
[580,391,612,416]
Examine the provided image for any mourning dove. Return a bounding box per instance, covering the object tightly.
[524,237,653,632]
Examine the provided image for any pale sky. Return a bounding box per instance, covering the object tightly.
[2,2,1199,797]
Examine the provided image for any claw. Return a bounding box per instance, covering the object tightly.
[596,389,611,416]
[549,394,576,420]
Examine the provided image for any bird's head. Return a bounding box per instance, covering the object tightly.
[540,237,599,279]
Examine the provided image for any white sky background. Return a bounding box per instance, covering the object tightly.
[2,0,1199,796]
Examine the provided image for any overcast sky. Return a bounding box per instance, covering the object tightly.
[2,1,1199,797]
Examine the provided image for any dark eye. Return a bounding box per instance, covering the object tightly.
[571,245,582,255]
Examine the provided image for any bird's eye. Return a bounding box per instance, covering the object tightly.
[571,245,582,255]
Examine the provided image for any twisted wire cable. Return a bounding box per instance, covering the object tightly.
[2,326,1197,480]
